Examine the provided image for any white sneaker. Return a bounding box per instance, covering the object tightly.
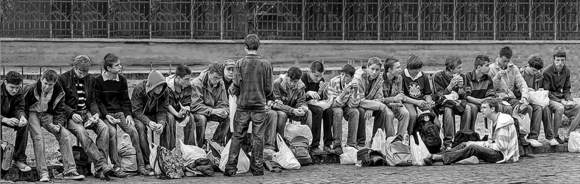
[547,139,560,146]
[39,172,50,182]
[527,139,543,147]
[13,160,31,172]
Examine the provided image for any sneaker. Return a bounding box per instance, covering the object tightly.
[519,137,530,146]
[309,147,325,155]
[263,149,276,161]
[423,154,434,166]
[555,137,566,144]
[99,168,114,181]
[63,170,85,180]
[13,160,31,172]
[111,167,129,178]
[333,146,344,155]
[527,139,543,147]
[223,169,237,177]
[547,139,559,146]
[39,172,50,182]
[138,166,153,176]
[323,146,335,154]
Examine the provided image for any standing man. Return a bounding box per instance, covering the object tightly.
[1,71,31,172]
[94,53,152,176]
[191,63,230,147]
[327,64,362,149]
[381,58,411,138]
[543,50,580,143]
[225,34,273,176]
[464,55,495,131]
[432,56,471,150]
[165,65,194,146]
[24,69,88,182]
[57,55,126,178]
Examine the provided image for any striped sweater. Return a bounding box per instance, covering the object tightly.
[473,113,520,163]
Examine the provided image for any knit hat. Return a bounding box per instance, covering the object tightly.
[146,70,167,94]
[73,55,92,71]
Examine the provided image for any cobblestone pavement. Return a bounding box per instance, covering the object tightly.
[34,153,578,183]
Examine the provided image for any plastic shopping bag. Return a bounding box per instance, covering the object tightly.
[229,95,236,132]
[273,134,301,170]
[284,121,313,146]
[512,112,531,134]
[568,132,580,153]
[339,147,358,165]
[149,143,162,175]
[218,140,250,174]
[371,129,387,155]
[528,90,549,108]
[179,140,206,165]
[410,133,430,166]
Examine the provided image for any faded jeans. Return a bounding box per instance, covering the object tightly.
[322,107,344,148]
[225,110,269,174]
[548,100,580,136]
[191,114,230,147]
[134,113,172,166]
[441,142,504,165]
[341,107,361,147]
[0,122,28,162]
[527,104,554,140]
[104,112,145,167]
[28,112,76,174]
[357,100,388,146]
[441,106,471,146]
[67,112,111,172]
[263,110,279,150]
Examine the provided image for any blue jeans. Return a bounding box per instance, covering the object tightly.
[441,142,504,165]
[225,110,269,174]
[28,112,76,174]
[66,112,111,172]
[104,112,145,167]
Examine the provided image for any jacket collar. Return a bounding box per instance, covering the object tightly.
[404,69,423,80]
[468,70,490,82]
[102,71,120,81]
[549,64,568,74]
[166,75,176,91]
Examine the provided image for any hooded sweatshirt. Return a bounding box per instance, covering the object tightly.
[472,113,520,163]
[131,70,168,125]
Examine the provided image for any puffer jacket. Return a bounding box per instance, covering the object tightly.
[131,70,168,125]
[190,71,229,116]
[272,74,308,115]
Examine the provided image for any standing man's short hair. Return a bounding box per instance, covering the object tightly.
[245,34,260,51]
[553,50,566,59]
[208,63,224,77]
[5,71,23,85]
[407,55,423,70]
[42,69,59,82]
[310,61,325,73]
[175,65,192,78]
[474,55,491,69]
[499,46,513,59]
[445,56,462,71]
[103,53,119,72]
[341,64,356,77]
[287,67,302,80]
[528,56,544,70]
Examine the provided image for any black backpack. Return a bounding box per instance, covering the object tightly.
[356,148,387,167]
[453,130,481,148]
[415,112,442,154]
[72,146,92,176]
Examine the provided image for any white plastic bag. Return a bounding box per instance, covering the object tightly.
[179,140,206,165]
[148,143,162,175]
[339,147,358,165]
[229,95,236,132]
[371,128,387,155]
[456,156,479,165]
[410,133,430,166]
[118,134,137,172]
[218,140,250,174]
[306,96,335,110]
[273,134,301,170]
[568,132,580,153]
[512,112,531,134]
[528,90,549,108]
[284,121,313,146]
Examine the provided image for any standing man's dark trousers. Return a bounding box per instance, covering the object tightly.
[225,110,269,176]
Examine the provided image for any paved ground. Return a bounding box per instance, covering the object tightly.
[30,152,580,183]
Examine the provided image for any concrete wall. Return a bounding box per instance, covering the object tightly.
[2,39,579,96]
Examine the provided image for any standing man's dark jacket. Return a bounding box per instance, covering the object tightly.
[23,80,67,125]
[230,54,273,111]
[57,69,99,119]
[131,71,169,125]
[0,81,27,122]
[542,64,573,102]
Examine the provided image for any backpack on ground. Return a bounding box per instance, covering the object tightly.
[289,136,313,166]
[356,148,387,167]
[415,112,442,154]
[72,146,92,176]
[453,130,481,148]
[385,135,413,166]
[154,146,184,179]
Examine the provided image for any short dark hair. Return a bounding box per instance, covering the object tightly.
[341,64,356,77]
[499,46,513,59]
[407,55,423,70]
[473,55,491,69]
[287,67,302,80]
[175,65,192,78]
[310,61,324,73]
[208,63,224,77]
[384,57,399,72]
[528,56,544,70]
[42,69,59,82]
[445,56,462,71]
[5,71,23,85]
[482,98,500,113]
[103,53,119,72]
[553,50,566,59]
[245,34,260,51]
[367,57,382,67]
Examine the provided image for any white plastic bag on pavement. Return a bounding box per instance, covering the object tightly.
[371,128,387,155]
[284,121,313,146]
[456,156,479,165]
[410,133,430,166]
[229,95,236,132]
[339,147,358,165]
[218,140,250,174]
[148,143,162,175]
[273,134,301,170]
[179,140,206,165]
[568,132,580,153]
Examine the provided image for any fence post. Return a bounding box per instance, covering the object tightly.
[529,0,532,39]
[493,0,497,40]
[453,0,457,40]
[377,0,381,40]
[302,0,306,40]
[342,0,346,40]
[220,0,225,40]
[554,0,558,40]
[418,0,422,40]
[71,0,74,38]
[191,0,195,39]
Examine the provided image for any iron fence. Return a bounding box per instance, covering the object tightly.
[1,0,579,40]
